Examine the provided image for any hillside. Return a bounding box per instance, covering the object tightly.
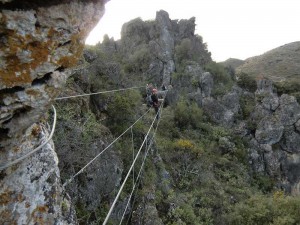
[54,12,300,225]
[220,58,244,70]
[236,42,300,99]
[2,2,300,224]
[236,42,300,81]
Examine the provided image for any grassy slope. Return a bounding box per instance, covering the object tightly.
[235,42,300,83]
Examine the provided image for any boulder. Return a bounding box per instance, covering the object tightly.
[275,94,300,126]
[255,115,284,145]
[279,127,300,153]
[202,97,234,127]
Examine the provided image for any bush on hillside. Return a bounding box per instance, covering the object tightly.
[174,100,203,129]
[274,81,300,103]
[237,72,257,92]
[123,45,152,73]
[175,36,211,66]
[106,90,142,133]
[204,61,234,96]
[226,194,300,225]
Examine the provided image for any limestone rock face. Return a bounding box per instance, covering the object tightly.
[202,87,242,127]
[0,123,70,224]
[255,115,284,145]
[0,0,109,224]
[279,127,300,153]
[155,10,175,85]
[246,79,300,194]
[275,94,300,126]
[115,10,211,87]
[0,0,107,149]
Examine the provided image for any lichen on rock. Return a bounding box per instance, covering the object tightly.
[0,0,109,224]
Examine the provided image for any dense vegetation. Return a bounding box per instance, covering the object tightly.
[54,16,300,225]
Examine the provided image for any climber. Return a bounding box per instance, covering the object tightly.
[151,88,163,119]
[146,83,154,107]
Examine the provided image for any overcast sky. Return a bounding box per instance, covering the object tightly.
[85,0,300,62]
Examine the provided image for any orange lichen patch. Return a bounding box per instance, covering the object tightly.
[17,193,25,202]
[0,209,17,225]
[25,88,41,97]
[0,190,14,205]
[57,32,84,68]
[13,146,21,153]
[57,55,78,68]
[0,18,88,88]
[0,29,55,88]
[31,124,41,137]
[31,205,49,224]
[36,205,49,213]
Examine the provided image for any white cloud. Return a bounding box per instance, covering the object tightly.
[86,0,300,61]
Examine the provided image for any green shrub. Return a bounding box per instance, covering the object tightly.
[173,100,203,129]
[237,73,257,92]
[123,45,151,73]
[226,194,300,225]
[204,61,234,96]
[175,38,194,64]
[239,94,256,119]
[274,81,300,103]
[106,90,142,133]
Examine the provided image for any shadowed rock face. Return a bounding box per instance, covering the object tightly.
[0,0,108,224]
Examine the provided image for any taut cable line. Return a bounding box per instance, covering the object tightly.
[62,108,151,188]
[103,93,167,225]
[55,86,145,100]
[120,95,166,225]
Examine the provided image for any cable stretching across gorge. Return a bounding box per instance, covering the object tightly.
[0,105,57,171]
[103,92,167,225]
[62,107,151,188]
[55,86,145,100]
[119,99,166,225]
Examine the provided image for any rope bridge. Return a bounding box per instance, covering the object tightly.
[1,85,167,225]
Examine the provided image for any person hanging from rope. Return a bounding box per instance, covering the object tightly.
[151,88,163,119]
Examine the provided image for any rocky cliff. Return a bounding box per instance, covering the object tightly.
[0,0,108,224]
[75,12,300,223]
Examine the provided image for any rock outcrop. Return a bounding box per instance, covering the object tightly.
[247,79,300,194]
[0,0,109,224]
[117,10,211,87]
